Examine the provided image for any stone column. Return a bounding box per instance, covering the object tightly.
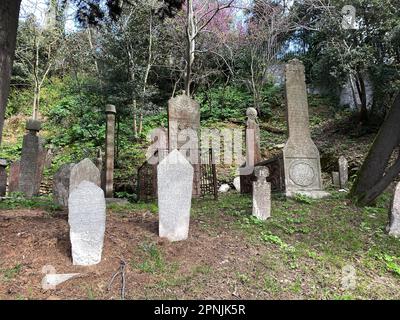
[283,59,328,199]
[19,119,44,198]
[0,159,7,197]
[338,156,349,188]
[105,104,116,198]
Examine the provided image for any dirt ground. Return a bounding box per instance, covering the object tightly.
[1,192,400,300]
[0,206,277,300]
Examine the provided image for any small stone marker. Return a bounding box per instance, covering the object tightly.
[219,184,231,193]
[282,59,328,199]
[332,172,340,188]
[8,161,20,193]
[104,104,116,198]
[19,119,45,197]
[252,167,271,221]
[388,182,400,238]
[68,181,106,266]
[338,156,349,188]
[157,149,194,242]
[53,163,75,207]
[0,159,7,197]
[42,273,80,289]
[69,158,101,193]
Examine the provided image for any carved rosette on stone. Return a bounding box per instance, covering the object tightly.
[283,60,328,199]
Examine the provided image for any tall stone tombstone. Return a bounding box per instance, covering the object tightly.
[388,182,400,238]
[8,161,20,194]
[69,158,101,193]
[283,59,328,199]
[0,159,7,197]
[245,107,262,168]
[338,156,349,189]
[18,119,45,198]
[252,166,271,221]
[157,149,194,242]
[68,181,106,266]
[168,94,201,197]
[104,105,116,198]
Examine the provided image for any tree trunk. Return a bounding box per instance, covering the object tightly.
[185,0,196,96]
[355,72,368,123]
[351,93,400,205]
[0,0,21,145]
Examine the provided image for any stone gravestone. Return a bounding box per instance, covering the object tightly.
[68,181,106,266]
[283,59,328,199]
[8,161,20,194]
[245,107,262,168]
[69,158,101,193]
[158,149,194,242]
[53,163,75,207]
[168,94,201,197]
[0,159,7,197]
[332,172,340,188]
[240,107,262,192]
[104,104,116,198]
[252,166,271,221]
[338,156,349,189]
[388,182,400,238]
[18,119,45,198]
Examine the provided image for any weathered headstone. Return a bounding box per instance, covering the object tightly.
[168,94,201,197]
[157,149,194,242]
[338,156,349,188]
[388,182,400,238]
[18,119,45,197]
[283,59,328,199]
[332,172,340,188]
[0,159,7,197]
[68,181,106,266]
[104,104,116,198]
[252,167,271,221]
[69,158,101,193]
[8,161,20,193]
[53,163,75,207]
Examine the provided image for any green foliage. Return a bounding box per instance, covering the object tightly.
[196,83,282,123]
[2,264,23,281]
[0,193,61,213]
[196,85,252,122]
[293,194,314,205]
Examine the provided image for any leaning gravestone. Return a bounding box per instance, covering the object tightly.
[18,119,46,197]
[68,181,106,266]
[168,94,201,197]
[338,156,349,189]
[252,167,271,221]
[158,149,194,242]
[388,182,400,238]
[53,163,75,207]
[283,59,328,199]
[69,158,101,193]
[0,159,7,197]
